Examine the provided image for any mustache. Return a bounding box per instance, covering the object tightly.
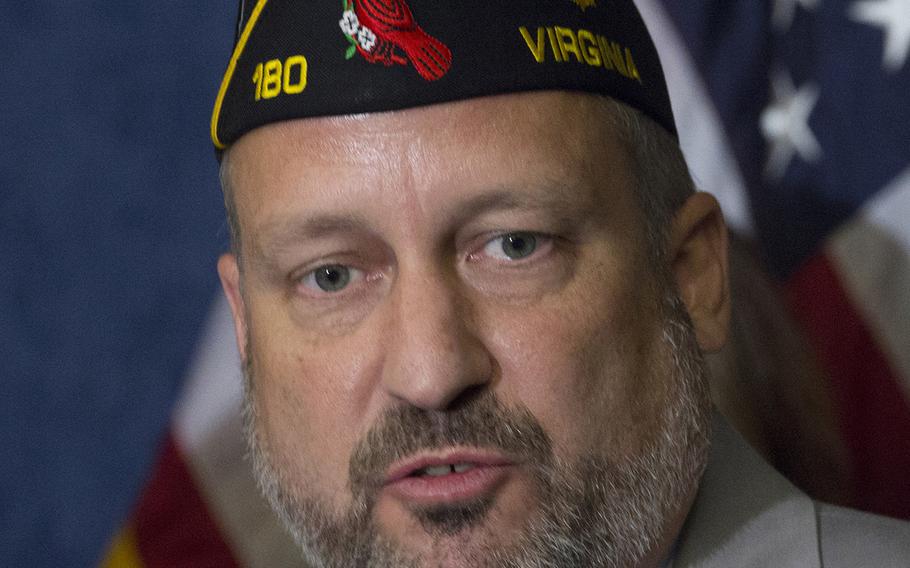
[348,392,554,499]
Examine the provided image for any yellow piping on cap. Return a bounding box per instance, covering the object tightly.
[211,0,271,150]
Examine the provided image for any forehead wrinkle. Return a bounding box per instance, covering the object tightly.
[393,133,425,239]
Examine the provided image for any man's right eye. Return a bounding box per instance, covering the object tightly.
[482,232,540,261]
[300,264,361,293]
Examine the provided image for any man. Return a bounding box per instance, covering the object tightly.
[210,1,910,566]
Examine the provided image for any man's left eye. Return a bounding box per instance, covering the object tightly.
[482,232,541,261]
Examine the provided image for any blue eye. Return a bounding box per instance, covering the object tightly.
[483,232,538,260]
[303,264,355,292]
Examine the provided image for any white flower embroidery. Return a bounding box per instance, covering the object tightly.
[339,10,359,36]
[357,26,377,52]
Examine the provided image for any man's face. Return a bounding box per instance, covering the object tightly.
[219,92,715,567]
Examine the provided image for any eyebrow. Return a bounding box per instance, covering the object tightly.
[250,213,372,266]
[448,183,590,226]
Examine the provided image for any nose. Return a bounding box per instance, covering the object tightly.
[380,266,493,411]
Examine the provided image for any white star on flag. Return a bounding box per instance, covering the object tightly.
[761,70,823,180]
[773,0,820,31]
[849,0,910,72]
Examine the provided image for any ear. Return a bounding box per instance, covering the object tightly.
[217,253,249,362]
[668,192,730,353]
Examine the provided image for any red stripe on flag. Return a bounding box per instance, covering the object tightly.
[132,432,240,567]
[787,252,910,519]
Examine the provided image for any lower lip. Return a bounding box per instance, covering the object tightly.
[384,465,512,505]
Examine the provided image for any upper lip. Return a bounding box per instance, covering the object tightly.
[384,449,514,484]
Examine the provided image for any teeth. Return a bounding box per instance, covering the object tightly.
[423,465,454,477]
[453,463,474,473]
[416,463,477,476]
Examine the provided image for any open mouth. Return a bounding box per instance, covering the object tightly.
[383,452,514,505]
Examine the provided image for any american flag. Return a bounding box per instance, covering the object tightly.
[2,1,908,566]
[639,0,910,520]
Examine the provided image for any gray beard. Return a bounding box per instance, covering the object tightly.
[242,293,712,568]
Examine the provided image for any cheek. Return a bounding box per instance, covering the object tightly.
[247,321,372,507]
[487,259,664,459]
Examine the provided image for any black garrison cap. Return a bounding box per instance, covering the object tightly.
[211,0,677,153]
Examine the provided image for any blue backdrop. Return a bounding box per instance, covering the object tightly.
[1,3,235,565]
